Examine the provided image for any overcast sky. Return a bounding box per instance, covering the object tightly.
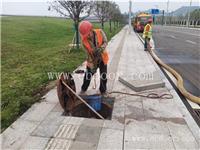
[1,0,199,17]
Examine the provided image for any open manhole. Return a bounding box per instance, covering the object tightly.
[70,96,114,120]
[57,73,114,120]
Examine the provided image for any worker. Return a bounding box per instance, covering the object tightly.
[143,19,153,51]
[79,21,109,95]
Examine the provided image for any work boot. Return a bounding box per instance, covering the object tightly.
[101,91,109,97]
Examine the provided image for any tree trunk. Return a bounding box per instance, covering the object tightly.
[114,21,116,29]
[101,20,104,29]
[109,19,112,32]
[74,21,79,49]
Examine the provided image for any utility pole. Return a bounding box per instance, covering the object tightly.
[129,0,132,30]
[162,10,165,25]
[187,0,192,27]
[165,0,169,25]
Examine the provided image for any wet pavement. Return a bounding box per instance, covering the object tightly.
[153,25,200,97]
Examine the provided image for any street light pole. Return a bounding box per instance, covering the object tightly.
[129,0,132,29]
[187,0,192,27]
[165,0,169,25]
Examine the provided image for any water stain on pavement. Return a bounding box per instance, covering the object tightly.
[124,105,186,125]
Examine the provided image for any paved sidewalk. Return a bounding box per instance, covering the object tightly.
[1,26,200,150]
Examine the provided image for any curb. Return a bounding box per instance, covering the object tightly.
[135,32,200,128]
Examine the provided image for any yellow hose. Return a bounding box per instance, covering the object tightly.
[149,48,200,104]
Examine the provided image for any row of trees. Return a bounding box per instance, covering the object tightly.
[155,9,200,26]
[186,8,200,21]
[50,1,126,49]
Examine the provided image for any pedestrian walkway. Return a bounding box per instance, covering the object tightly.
[1,26,199,150]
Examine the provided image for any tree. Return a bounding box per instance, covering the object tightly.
[107,2,118,32]
[93,1,110,29]
[190,9,200,21]
[50,1,93,49]
[112,5,122,28]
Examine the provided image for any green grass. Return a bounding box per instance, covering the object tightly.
[1,16,122,131]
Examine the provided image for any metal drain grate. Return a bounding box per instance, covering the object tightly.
[194,109,200,117]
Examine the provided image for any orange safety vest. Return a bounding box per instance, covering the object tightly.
[82,29,109,66]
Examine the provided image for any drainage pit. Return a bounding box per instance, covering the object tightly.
[70,96,114,120]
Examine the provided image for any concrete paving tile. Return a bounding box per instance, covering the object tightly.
[167,122,199,149]
[69,141,97,150]
[143,99,183,119]
[45,138,73,150]
[19,136,49,150]
[124,119,170,141]
[74,125,102,144]
[54,124,79,140]
[110,91,127,101]
[126,95,142,102]
[125,100,145,121]
[97,128,123,150]
[41,111,65,126]
[52,102,63,112]
[81,118,104,127]
[112,106,125,124]
[42,88,59,103]
[31,124,60,138]
[114,98,125,108]
[124,133,175,149]
[2,119,39,150]
[119,75,165,92]
[103,120,124,130]
[111,117,125,127]
[30,112,65,138]
[62,116,84,125]
[111,79,127,92]
[20,101,56,122]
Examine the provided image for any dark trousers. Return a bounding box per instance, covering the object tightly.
[81,61,107,93]
[144,37,150,49]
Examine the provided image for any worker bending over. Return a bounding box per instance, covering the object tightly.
[79,21,109,95]
[143,19,153,51]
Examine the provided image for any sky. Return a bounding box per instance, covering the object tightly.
[1,0,200,17]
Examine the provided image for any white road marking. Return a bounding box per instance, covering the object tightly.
[169,35,177,39]
[185,40,197,45]
[164,35,177,39]
[164,29,200,37]
[163,25,200,31]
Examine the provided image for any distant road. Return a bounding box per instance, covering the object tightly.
[153,25,200,97]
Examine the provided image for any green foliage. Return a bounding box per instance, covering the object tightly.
[93,22,122,40]
[1,16,85,131]
[190,9,200,20]
[1,16,122,131]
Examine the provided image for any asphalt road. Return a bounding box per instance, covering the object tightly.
[153,25,200,97]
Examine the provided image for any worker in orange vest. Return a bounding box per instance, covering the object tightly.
[79,21,109,95]
[143,19,153,51]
